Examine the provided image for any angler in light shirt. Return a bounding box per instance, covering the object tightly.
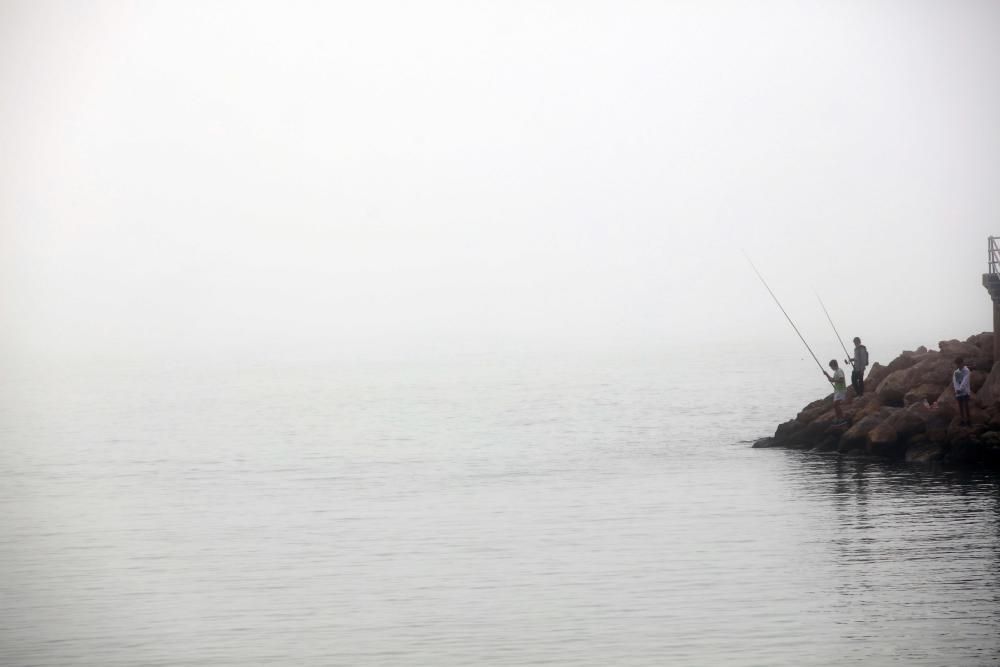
[824,359,848,424]
[953,356,971,427]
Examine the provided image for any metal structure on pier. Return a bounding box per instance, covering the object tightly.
[982,236,1000,361]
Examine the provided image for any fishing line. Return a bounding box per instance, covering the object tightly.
[816,292,853,368]
[742,252,827,377]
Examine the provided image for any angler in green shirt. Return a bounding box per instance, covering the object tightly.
[824,359,848,424]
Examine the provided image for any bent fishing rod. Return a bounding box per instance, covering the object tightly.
[816,292,853,368]
[743,253,828,379]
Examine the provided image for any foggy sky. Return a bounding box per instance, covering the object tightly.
[2,1,999,366]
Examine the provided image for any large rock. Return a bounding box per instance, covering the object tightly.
[903,383,946,406]
[876,352,955,407]
[905,441,946,463]
[840,412,887,451]
[851,392,883,418]
[786,419,831,448]
[883,351,921,375]
[976,365,1000,406]
[871,440,908,459]
[795,397,832,424]
[861,362,890,394]
[986,406,1000,429]
[876,370,911,406]
[935,386,962,418]
[773,419,803,445]
[812,435,841,452]
[966,331,993,355]
[925,413,952,443]
[866,404,929,457]
[939,339,991,372]
[971,370,988,394]
[868,421,900,456]
[885,403,931,440]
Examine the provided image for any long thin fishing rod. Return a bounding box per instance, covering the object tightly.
[743,253,827,377]
[816,292,853,368]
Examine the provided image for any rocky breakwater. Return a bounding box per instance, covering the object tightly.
[754,333,1000,466]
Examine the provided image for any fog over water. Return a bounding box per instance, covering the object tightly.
[2,1,999,368]
[3,352,1000,666]
[3,3,1000,666]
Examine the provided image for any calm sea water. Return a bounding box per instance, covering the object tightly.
[1,349,998,666]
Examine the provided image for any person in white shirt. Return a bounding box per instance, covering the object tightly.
[953,357,971,427]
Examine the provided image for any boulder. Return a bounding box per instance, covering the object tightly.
[966,331,993,352]
[876,352,955,407]
[884,403,931,440]
[785,419,831,448]
[940,339,991,372]
[975,365,1000,406]
[934,386,960,418]
[912,354,956,385]
[905,441,946,463]
[861,362,890,393]
[852,393,884,420]
[876,374,907,406]
[970,404,987,426]
[903,383,946,407]
[840,413,886,451]
[870,440,908,459]
[925,414,952,443]
[823,420,851,443]
[868,420,906,458]
[980,431,1000,447]
[946,419,975,439]
[773,419,803,445]
[971,370,988,394]
[862,404,926,457]
[813,435,841,452]
[796,397,832,424]
[882,350,924,376]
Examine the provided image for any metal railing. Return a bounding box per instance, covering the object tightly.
[990,236,1000,275]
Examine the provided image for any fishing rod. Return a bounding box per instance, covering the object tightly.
[743,252,827,378]
[816,292,853,368]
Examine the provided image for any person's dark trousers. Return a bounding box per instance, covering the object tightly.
[851,370,864,396]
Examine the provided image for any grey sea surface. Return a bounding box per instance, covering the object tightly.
[1,349,998,666]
